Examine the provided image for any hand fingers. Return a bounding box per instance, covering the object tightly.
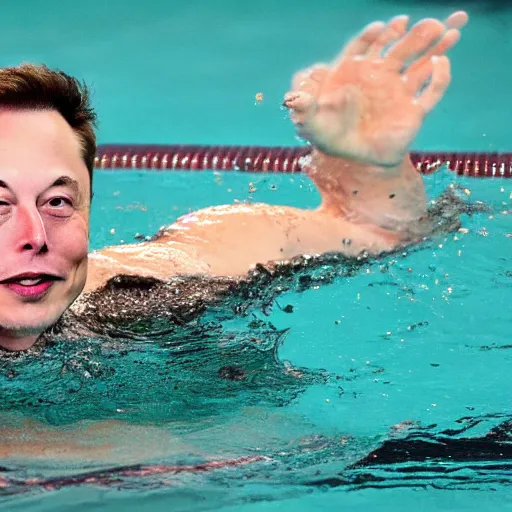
[385,18,446,69]
[401,9,466,91]
[404,28,460,90]
[366,15,409,57]
[416,55,451,113]
[339,11,467,62]
[407,28,460,73]
[445,10,469,30]
[291,64,329,94]
[338,20,386,59]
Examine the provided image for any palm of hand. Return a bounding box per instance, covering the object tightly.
[307,58,425,166]
[284,15,464,167]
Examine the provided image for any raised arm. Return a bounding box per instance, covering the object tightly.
[280,12,468,236]
[83,13,469,288]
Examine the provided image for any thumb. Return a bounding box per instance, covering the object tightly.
[283,91,316,125]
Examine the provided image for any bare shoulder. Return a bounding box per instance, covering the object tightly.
[85,242,211,292]
[172,203,294,226]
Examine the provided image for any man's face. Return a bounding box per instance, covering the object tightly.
[0,109,90,346]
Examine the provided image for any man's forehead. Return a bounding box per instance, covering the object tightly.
[0,109,90,194]
[0,108,68,132]
[0,109,82,158]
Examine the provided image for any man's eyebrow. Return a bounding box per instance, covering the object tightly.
[0,177,85,198]
[48,176,82,195]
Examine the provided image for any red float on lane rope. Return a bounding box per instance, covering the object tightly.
[95,145,512,178]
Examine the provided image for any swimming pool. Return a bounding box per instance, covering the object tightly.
[1,0,511,510]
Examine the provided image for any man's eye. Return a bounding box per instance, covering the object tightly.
[43,197,74,217]
[48,197,72,208]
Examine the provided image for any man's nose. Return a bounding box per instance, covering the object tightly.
[16,205,48,254]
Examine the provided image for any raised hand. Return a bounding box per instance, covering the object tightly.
[283,12,468,167]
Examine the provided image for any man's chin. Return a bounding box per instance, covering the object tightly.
[0,310,63,338]
[0,318,58,352]
[0,284,84,347]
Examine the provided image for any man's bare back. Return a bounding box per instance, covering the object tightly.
[86,155,426,289]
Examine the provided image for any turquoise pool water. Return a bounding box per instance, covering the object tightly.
[1,0,511,510]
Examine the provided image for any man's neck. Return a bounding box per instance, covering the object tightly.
[0,333,40,352]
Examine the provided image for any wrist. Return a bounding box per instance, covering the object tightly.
[307,149,411,177]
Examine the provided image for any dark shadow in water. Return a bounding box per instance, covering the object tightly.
[2,413,512,497]
[304,414,512,491]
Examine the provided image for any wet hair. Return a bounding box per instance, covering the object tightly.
[0,63,97,194]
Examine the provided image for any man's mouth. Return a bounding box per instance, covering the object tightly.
[10,277,48,286]
[1,274,62,299]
